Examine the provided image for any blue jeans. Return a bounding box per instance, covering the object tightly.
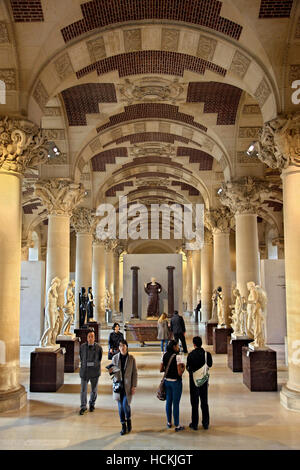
[161,340,168,352]
[164,379,182,427]
[80,377,99,409]
[118,391,131,423]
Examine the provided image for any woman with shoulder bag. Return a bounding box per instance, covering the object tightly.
[160,339,185,432]
[110,339,138,436]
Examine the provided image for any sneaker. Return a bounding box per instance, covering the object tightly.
[167,423,172,429]
[79,408,87,415]
[89,405,95,412]
[175,426,185,432]
[203,424,209,430]
[189,422,198,431]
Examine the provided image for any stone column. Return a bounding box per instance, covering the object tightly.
[201,231,213,322]
[71,208,94,328]
[34,179,85,332]
[131,266,140,319]
[92,238,106,323]
[256,113,300,411]
[0,117,48,412]
[192,251,201,310]
[218,177,270,298]
[182,251,187,309]
[272,236,285,259]
[186,251,193,313]
[167,266,175,317]
[206,207,232,325]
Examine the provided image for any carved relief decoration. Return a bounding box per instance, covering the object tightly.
[0,116,48,174]
[34,178,86,216]
[204,207,233,234]
[0,69,16,90]
[71,207,95,233]
[130,142,176,158]
[118,77,185,104]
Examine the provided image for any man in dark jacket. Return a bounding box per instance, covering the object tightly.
[79,329,103,415]
[186,336,213,430]
[170,310,188,353]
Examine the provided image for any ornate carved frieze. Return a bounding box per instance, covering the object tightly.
[239,127,262,139]
[71,207,95,233]
[205,207,233,234]
[229,51,251,78]
[243,105,260,114]
[33,80,49,110]
[86,36,106,62]
[124,29,142,52]
[256,114,300,169]
[130,142,176,158]
[254,78,271,107]
[54,53,74,80]
[89,138,102,153]
[43,107,61,117]
[0,23,9,43]
[161,28,180,51]
[135,176,171,188]
[42,129,65,140]
[118,77,185,105]
[0,116,48,174]
[197,34,217,61]
[34,178,85,216]
[218,176,273,215]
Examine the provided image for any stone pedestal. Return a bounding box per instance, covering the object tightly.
[124,321,171,346]
[227,337,252,372]
[205,321,218,345]
[213,327,232,354]
[30,348,65,392]
[242,347,277,391]
[56,337,80,372]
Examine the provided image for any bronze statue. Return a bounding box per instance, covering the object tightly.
[144,277,162,318]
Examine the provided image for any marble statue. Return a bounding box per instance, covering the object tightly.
[39,277,61,348]
[61,280,75,335]
[216,286,226,328]
[144,277,162,318]
[246,282,267,349]
[79,287,88,327]
[87,287,95,321]
[210,289,218,321]
[230,288,246,337]
[105,288,112,310]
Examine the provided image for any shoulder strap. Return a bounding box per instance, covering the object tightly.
[163,353,176,378]
[205,351,207,364]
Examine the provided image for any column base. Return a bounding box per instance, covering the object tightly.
[0,385,27,413]
[280,385,300,412]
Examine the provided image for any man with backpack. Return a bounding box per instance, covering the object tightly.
[186,336,213,430]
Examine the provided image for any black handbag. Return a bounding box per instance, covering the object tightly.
[156,354,176,401]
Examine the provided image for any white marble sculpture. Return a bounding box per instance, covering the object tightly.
[230,288,246,338]
[246,281,267,349]
[39,277,61,349]
[210,289,218,322]
[60,280,75,337]
[105,288,112,310]
[216,287,226,328]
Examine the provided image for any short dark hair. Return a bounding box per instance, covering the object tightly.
[87,328,95,336]
[193,336,202,348]
[167,339,179,352]
[173,310,178,315]
[119,339,128,348]
[112,322,120,330]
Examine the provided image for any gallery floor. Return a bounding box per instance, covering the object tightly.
[0,320,300,450]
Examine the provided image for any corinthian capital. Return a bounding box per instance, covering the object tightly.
[205,207,233,234]
[34,178,85,216]
[256,113,300,169]
[0,116,48,174]
[218,176,272,215]
[71,207,95,233]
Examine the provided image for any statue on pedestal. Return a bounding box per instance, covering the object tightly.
[40,277,61,347]
[79,287,88,327]
[210,289,218,321]
[246,282,267,349]
[216,286,226,328]
[61,280,75,335]
[230,288,246,337]
[87,286,95,321]
[144,277,162,318]
[105,288,112,310]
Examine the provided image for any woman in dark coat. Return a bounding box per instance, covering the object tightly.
[108,322,124,360]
